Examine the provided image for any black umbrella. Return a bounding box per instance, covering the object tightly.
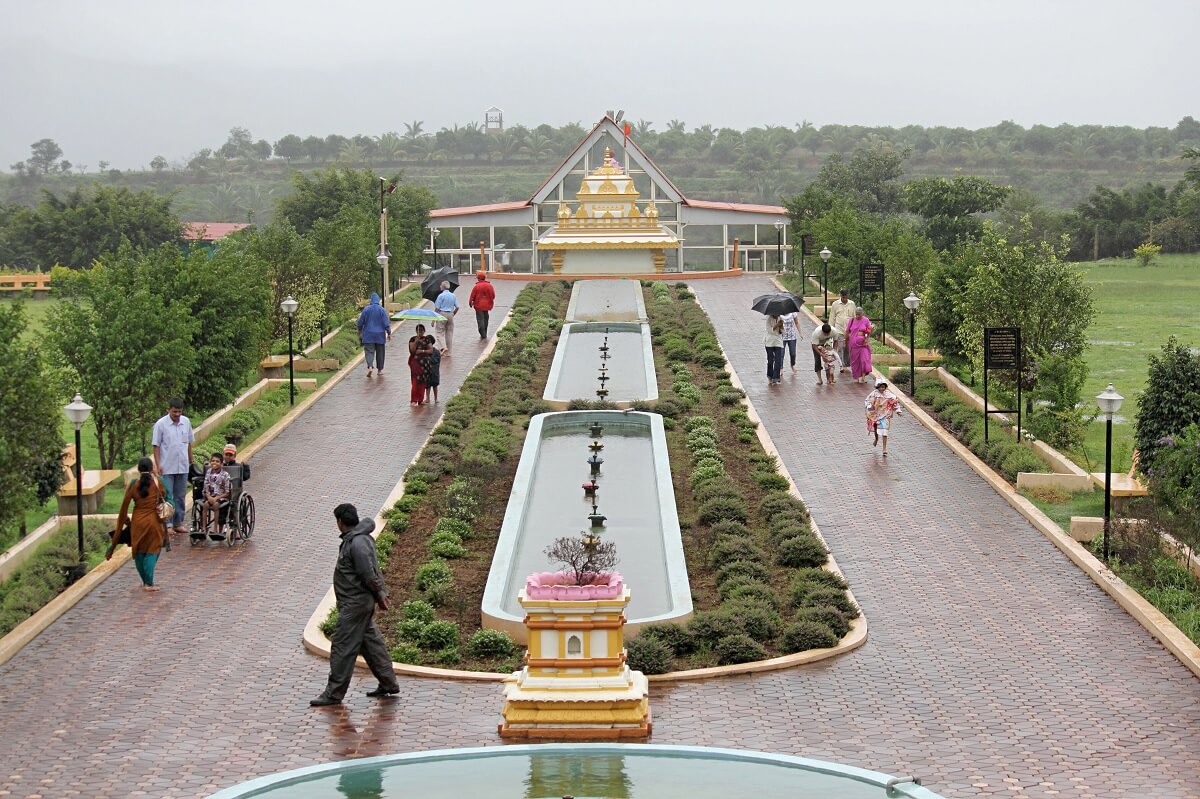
[750,292,803,316]
[421,267,460,303]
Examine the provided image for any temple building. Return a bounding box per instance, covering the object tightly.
[427,115,789,276]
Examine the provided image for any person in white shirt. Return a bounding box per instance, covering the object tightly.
[780,311,801,373]
[809,323,838,385]
[151,397,194,535]
[828,289,856,373]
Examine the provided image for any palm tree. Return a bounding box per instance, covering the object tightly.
[634,119,654,137]
[337,141,367,164]
[667,119,686,134]
[376,132,405,163]
[403,121,425,141]
[524,130,556,163]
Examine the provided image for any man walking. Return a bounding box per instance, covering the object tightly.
[311,503,400,706]
[828,289,856,373]
[356,292,392,377]
[468,271,495,340]
[433,280,458,355]
[151,397,194,536]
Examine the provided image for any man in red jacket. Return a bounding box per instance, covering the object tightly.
[468,270,496,340]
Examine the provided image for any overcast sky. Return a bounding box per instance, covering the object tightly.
[1,0,1196,170]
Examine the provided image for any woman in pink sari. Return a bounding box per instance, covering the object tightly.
[844,307,874,383]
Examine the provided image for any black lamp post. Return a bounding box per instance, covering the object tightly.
[819,247,832,321]
[774,219,784,272]
[281,295,299,406]
[63,393,92,570]
[431,227,440,270]
[1096,383,1124,563]
[903,292,921,395]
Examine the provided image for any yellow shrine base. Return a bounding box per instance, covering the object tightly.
[499,675,652,740]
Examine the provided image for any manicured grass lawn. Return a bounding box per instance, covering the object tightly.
[1020,487,1104,531]
[1074,253,1200,472]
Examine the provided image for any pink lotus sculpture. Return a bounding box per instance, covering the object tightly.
[525,571,624,600]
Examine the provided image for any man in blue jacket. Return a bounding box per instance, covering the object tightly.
[356,292,392,377]
[311,503,400,706]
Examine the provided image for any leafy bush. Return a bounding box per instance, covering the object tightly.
[715,558,772,587]
[708,519,752,539]
[1136,337,1200,472]
[402,599,436,624]
[434,646,462,666]
[389,643,422,664]
[626,635,673,674]
[433,517,473,539]
[698,496,749,525]
[780,621,838,653]
[723,581,780,609]
[319,607,338,637]
[419,619,460,650]
[792,584,860,619]
[396,618,426,642]
[794,606,851,638]
[791,568,848,593]
[777,535,828,568]
[707,536,767,570]
[714,633,767,665]
[427,533,467,559]
[465,629,519,659]
[423,581,454,608]
[755,472,790,491]
[758,492,809,521]
[386,512,409,534]
[415,559,453,590]
[638,622,695,656]
[1001,447,1050,478]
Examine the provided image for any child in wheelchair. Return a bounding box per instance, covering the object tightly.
[192,452,232,542]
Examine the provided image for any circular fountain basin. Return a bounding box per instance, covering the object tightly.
[206,744,946,798]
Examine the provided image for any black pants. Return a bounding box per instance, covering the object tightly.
[320,599,398,700]
[475,309,490,339]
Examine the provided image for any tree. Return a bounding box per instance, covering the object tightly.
[45,251,199,468]
[172,245,273,413]
[22,185,181,268]
[0,302,66,538]
[273,134,304,163]
[903,176,1011,251]
[27,138,64,174]
[544,532,618,585]
[402,121,425,141]
[1135,337,1200,472]
[149,155,168,173]
[218,126,256,159]
[810,145,910,216]
[953,221,1095,404]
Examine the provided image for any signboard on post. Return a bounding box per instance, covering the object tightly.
[859,263,886,340]
[982,326,1022,442]
[801,234,815,256]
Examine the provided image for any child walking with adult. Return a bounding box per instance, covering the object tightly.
[864,378,903,456]
[107,457,168,591]
[421,335,442,404]
[763,314,784,385]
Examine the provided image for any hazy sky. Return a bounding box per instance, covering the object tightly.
[1,0,1196,170]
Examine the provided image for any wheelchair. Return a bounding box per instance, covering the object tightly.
[189,464,256,547]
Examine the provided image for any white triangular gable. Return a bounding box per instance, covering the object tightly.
[530,117,684,205]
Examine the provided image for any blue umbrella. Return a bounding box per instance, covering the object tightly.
[390,307,443,322]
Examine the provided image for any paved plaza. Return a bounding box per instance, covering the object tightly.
[1,275,1198,799]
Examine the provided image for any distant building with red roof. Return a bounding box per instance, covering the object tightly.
[425,116,791,275]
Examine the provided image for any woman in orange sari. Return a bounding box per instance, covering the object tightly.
[106,456,168,591]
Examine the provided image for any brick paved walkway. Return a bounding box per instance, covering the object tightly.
[1,275,1198,799]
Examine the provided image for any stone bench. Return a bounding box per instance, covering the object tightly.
[57,446,123,515]
[258,354,340,378]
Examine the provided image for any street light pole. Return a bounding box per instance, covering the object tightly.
[432,227,440,270]
[281,295,299,406]
[774,219,784,272]
[819,247,832,321]
[1096,384,1124,563]
[903,292,921,396]
[63,393,92,572]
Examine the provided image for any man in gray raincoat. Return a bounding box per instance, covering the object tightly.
[310,503,401,706]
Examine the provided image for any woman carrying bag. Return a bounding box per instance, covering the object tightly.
[107,456,170,591]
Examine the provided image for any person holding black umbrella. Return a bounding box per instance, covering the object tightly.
[764,314,784,385]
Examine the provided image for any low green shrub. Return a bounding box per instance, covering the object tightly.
[415,559,453,590]
[715,559,772,587]
[698,496,749,525]
[433,517,473,539]
[779,621,838,653]
[389,643,422,664]
[465,629,519,659]
[319,607,338,637]
[758,492,808,520]
[427,533,467,559]
[402,599,436,624]
[714,633,767,665]
[638,622,695,656]
[794,606,851,638]
[396,618,426,642]
[755,472,790,491]
[777,536,828,568]
[791,584,860,618]
[707,536,767,570]
[708,520,752,539]
[626,635,674,675]
[419,620,460,650]
[722,581,780,609]
[790,568,848,593]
